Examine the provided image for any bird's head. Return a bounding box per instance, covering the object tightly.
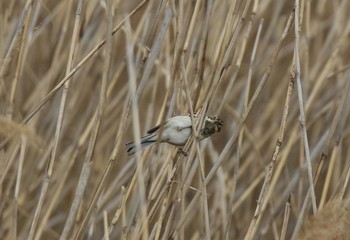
[200,115,224,139]
[206,115,224,132]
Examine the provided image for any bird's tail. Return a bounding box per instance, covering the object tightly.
[125,133,157,155]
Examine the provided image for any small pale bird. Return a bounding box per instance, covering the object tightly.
[125,115,223,155]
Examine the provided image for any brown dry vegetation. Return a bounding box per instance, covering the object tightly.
[1,0,350,239]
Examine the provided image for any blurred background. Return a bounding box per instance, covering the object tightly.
[1,0,350,239]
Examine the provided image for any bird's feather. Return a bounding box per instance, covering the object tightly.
[126,140,156,155]
[146,124,161,134]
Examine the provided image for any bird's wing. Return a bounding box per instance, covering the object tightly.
[165,116,192,131]
[146,121,167,134]
[147,115,191,134]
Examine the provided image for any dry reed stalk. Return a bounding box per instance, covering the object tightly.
[2,0,350,239]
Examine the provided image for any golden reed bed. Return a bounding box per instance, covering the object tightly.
[1,0,350,239]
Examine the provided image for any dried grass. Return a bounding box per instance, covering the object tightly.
[1,0,350,239]
[299,200,350,240]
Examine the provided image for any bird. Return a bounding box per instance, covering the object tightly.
[125,115,223,155]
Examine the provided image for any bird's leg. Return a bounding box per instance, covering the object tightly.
[177,147,188,156]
